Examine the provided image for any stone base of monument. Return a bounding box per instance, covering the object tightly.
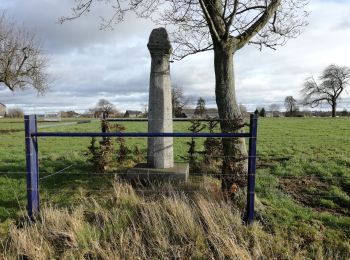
[118,163,189,184]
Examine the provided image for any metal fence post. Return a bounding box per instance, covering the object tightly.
[246,113,258,224]
[24,115,39,219]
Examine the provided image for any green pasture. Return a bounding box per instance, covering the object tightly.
[0,117,349,252]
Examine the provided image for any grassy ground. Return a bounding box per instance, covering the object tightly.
[0,117,349,258]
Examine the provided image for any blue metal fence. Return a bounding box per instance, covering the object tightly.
[24,114,258,223]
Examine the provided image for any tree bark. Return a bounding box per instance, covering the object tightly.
[332,101,336,117]
[213,42,248,195]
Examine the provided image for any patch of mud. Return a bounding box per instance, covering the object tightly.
[257,157,291,169]
[278,177,348,215]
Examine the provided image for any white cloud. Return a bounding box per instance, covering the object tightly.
[1,0,350,113]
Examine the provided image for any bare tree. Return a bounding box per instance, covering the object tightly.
[94,99,118,117]
[284,96,298,115]
[61,0,308,193]
[268,103,280,117]
[269,103,280,112]
[171,85,191,117]
[0,12,48,93]
[7,107,24,118]
[302,65,350,117]
[141,103,148,117]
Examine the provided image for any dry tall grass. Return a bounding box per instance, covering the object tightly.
[0,181,346,259]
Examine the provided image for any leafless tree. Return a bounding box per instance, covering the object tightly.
[268,103,280,112]
[284,96,298,115]
[268,103,280,117]
[0,12,48,93]
[171,85,191,117]
[302,65,350,117]
[61,0,308,193]
[141,103,148,117]
[7,107,24,118]
[94,99,118,117]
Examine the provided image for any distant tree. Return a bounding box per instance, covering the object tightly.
[0,13,48,93]
[284,96,298,116]
[171,85,190,117]
[302,65,350,117]
[254,108,259,115]
[141,103,148,118]
[86,108,96,117]
[340,109,348,117]
[259,107,266,117]
[269,103,280,117]
[194,97,207,118]
[269,103,280,113]
[7,107,24,118]
[94,99,118,118]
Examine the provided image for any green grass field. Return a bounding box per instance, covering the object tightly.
[0,117,349,257]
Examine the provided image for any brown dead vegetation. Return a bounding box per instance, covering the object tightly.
[1,181,348,259]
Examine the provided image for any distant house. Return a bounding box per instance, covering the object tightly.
[0,103,6,118]
[44,112,61,122]
[124,110,142,118]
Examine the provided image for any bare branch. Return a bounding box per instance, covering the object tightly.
[236,5,267,16]
[236,0,281,49]
[60,0,309,58]
[58,0,94,24]
[172,44,213,60]
[225,0,239,37]
[198,0,221,43]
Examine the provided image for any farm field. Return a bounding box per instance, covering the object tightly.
[0,117,350,257]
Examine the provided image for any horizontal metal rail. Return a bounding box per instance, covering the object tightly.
[32,132,251,138]
[106,118,219,122]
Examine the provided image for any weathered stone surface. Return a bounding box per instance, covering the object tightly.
[147,28,174,169]
[147,28,172,55]
[123,163,189,183]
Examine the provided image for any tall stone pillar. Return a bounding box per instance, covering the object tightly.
[147,28,174,169]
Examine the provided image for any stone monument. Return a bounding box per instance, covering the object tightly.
[147,27,174,169]
[124,28,188,183]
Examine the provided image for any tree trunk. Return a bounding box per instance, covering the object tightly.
[332,102,336,117]
[213,43,248,195]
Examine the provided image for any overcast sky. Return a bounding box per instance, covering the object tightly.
[1,0,350,113]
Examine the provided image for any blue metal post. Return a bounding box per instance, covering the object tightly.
[24,115,39,219]
[246,113,258,225]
